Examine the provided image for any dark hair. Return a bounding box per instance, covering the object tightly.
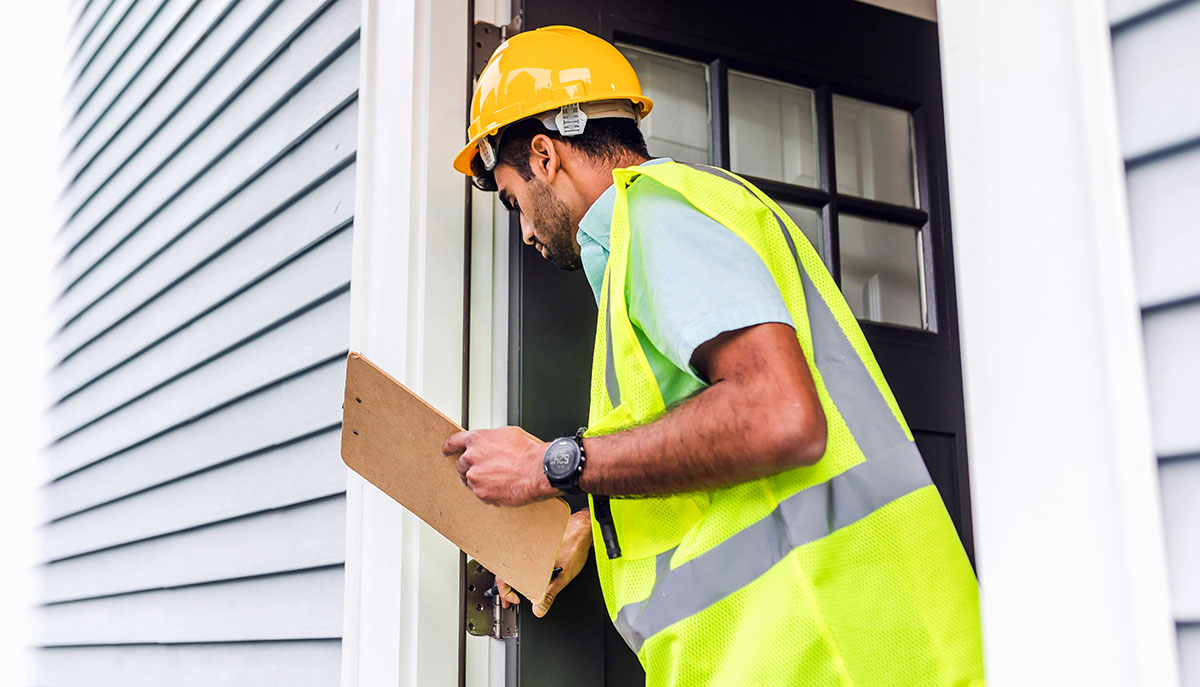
[471,116,650,191]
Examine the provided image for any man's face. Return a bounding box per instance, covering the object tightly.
[494,164,583,271]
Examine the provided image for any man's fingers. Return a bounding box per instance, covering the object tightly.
[495,578,520,609]
[442,430,471,457]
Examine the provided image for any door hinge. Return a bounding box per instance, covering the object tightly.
[472,14,523,79]
[465,558,518,639]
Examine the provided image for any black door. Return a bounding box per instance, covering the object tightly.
[505,2,970,684]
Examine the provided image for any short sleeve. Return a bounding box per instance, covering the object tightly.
[625,176,795,380]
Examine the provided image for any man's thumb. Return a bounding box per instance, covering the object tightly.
[532,587,558,618]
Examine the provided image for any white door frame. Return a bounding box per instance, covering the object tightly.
[340,0,472,685]
[937,1,1178,684]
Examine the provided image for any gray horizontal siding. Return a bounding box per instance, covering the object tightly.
[41,433,346,564]
[1111,1,1200,683]
[54,2,360,337]
[63,0,263,194]
[41,495,346,602]
[37,566,344,644]
[67,1,119,68]
[1183,625,1200,687]
[61,0,200,155]
[1107,0,1192,25]
[1124,146,1200,307]
[35,640,341,687]
[46,362,344,519]
[42,0,358,683]
[66,0,138,93]
[1142,304,1200,457]
[48,289,351,477]
[1159,460,1200,619]
[61,0,169,130]
[50,142,356,404]
[1111,0,1200,160]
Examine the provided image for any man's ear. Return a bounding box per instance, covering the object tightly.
[528,133,561,183]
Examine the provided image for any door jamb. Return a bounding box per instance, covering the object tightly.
[340,1,470,686]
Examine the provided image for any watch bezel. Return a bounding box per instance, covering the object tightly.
[542,431,586,495]
[543,437,581,481]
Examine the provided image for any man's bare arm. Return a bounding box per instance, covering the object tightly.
[579,321,826,496]
[444,322,826,506]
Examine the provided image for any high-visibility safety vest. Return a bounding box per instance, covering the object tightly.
[585,161,985,686]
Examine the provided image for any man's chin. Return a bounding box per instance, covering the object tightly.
[552,256,582,271]
[545,248,581,271]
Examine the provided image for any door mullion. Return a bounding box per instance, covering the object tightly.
[816,85,840,282]
[835,195,928,226]
[709,57,730,167]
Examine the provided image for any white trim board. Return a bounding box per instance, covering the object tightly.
[937,1,1177,685]
[340,1,469,686]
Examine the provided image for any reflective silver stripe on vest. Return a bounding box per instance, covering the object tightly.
[610,164,933,653]
[604,273,622,408]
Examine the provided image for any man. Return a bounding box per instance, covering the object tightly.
[443,25,984,686]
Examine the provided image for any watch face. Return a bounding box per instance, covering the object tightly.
[544,439,579,480]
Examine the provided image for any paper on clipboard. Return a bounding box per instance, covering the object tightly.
[340,352,571,602]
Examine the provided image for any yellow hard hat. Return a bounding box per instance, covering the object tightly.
[452,25,654,177]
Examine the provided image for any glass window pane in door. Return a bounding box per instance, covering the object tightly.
[729,71,819,187]
[833,95,919,208]
[838,214,926,329]
[777,201,823,256]
[618,45,710,164]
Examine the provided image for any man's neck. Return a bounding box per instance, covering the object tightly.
[579,153,651,206]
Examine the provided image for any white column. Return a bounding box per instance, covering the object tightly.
[937,1,1177,685]
[341,1,468,686]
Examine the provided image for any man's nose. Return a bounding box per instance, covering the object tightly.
[520,215,535,246]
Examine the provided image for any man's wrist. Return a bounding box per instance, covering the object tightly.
[530,440,559,500]
[576,436,598,494]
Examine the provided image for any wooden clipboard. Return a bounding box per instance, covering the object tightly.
[340,352,571,602]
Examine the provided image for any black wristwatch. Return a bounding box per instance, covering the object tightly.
[542,427,587,495]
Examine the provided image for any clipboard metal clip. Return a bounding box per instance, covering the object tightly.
[465,558,518,639]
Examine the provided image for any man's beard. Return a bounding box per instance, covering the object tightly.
[527,178,582,271]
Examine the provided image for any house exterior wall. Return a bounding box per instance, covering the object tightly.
[37,0,360,684]
[1109,1,1200,683]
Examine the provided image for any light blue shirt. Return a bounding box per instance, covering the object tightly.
[577,158,795,405]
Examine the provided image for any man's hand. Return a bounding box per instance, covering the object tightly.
[441,426,558,507]
[495,508,593,617]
